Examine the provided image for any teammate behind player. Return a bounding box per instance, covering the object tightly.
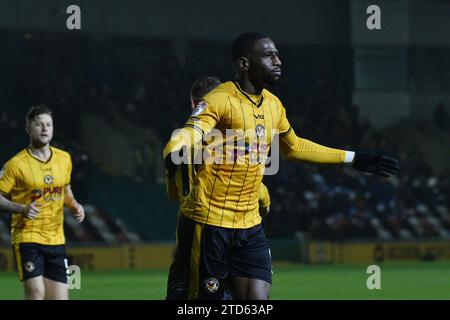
[165,75,271,299]
[163,33,399,300]
[0,104,85,300]
[166,76,271,212]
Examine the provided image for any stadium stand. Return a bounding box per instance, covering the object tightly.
[0,32,448,244]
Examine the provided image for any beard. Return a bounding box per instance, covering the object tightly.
[247,67,281,90]
[265,73,281,87]
[30,137,50,148]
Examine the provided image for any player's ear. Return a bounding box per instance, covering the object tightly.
[238,57,249,72]
[190,96,196,111]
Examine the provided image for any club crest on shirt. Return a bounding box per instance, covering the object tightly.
[256,124,265,138]
[204,277,219,293]
[191,101,208,117]
[25,261,35,273]
[44,175,53,185]
[0,167,5,180]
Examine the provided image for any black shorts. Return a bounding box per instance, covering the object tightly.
[12,243,68,284]
[166,214,272,300]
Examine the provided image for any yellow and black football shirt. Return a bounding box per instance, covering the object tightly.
[0,146,72,245]
[163,80,347,229]
[165,147,271,209]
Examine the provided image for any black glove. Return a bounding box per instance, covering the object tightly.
[165,146,188,179]
[352,152,400,177]
[164,152,180,179]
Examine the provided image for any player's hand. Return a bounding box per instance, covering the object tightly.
[165,154,178,179]
[22,202,40,220]
[352,152,400,177]
[72,203,85,223]
[165,147,186,179]
[259,206,270,218]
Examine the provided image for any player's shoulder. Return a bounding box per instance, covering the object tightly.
[4,149,29,167]
[0,150,30,176]
[202,82,233,102]
[51,146,72,161]
[194,82,234,114]
[262,88,283,107]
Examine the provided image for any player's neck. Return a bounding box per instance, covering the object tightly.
[236,77,263,96]
[28,144,51,162]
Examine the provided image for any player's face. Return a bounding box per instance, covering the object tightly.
[248,38,282,87]
[27,114,53,147]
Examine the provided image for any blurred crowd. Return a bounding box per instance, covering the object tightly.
[262,58,450,241]
[0,33,448,243]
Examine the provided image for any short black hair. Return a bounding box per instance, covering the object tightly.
[26,104,53,126]
[191,76,221,103]
[231,32,268,62]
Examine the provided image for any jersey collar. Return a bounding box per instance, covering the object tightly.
[26,146,53,164]
[232,80,264,108]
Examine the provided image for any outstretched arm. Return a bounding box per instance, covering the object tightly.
[279,129,352,164]
[276,98,399,177]
[279,129,399,177]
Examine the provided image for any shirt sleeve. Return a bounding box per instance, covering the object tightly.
[0,161,17,195]
[276,99,346,164]
[163,94,224,158]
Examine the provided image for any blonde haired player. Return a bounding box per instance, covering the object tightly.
[0,104,85,300]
